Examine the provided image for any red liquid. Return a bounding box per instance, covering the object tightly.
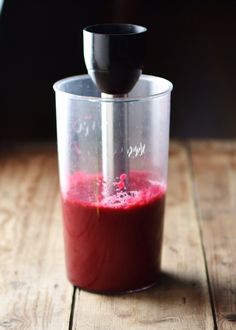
[62,172,166,293]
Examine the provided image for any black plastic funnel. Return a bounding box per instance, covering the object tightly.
[83,24,147,95]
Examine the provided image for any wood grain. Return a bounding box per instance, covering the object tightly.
[0,144,72,330]
[4,141,235,329]
[190,141,236,330]
[72,142,214,329]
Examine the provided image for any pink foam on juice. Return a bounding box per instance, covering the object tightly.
[62,171,166,292]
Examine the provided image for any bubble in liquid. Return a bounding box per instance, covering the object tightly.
[120,173,127,181]
[117,181,125,190]
[102,189,139,207]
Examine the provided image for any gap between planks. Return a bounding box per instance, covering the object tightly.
[185,141,218,330]
[69,287,77,330]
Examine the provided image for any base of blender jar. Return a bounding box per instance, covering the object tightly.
[70,277,160,295]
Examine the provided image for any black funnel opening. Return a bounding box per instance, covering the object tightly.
[85,24,145,35]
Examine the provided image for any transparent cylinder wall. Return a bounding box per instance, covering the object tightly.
[54,75,172,293]
[56,75,171,193]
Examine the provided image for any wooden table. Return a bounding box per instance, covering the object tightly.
[0,141,236,330]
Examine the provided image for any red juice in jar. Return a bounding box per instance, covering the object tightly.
[62,171,166,293]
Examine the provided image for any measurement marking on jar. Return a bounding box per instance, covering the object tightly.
[127,142,146,158]
[73,119,96,137]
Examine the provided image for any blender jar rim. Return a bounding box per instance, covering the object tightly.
[53,74,173,103]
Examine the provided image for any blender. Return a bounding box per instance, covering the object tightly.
[54,24,173,293]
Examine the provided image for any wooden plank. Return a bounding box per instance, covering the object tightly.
[72,141,214,329]
[190,140,236,330]
[0,144,72,330]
